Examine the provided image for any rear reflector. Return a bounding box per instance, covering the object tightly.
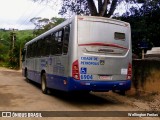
[127,63,132,80]
[72,60,80,80]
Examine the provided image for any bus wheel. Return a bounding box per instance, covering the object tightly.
[112,90,126,96]
[25,69,30,83]
[41,73,48,94]
[119,91,126,96]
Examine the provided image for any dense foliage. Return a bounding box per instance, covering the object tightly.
[0,30,34,69]
[120,0,160,57]
[59,0,144,17]
[33,0,140,17]
[30,17,65,36]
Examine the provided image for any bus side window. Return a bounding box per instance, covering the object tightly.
[32,42,37,57]
[37,40,41,57]
[58,31,62,42]
[26,45,30,58]
[50,33,56,55]
[63,25,70,54]
[44,36,51,56]
[56,30,63,55]
[55,32,59,41]
[30,44,33,57]
[38,39,44,56]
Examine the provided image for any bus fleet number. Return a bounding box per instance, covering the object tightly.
[81,75,93,80]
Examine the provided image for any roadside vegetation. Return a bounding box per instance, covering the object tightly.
[0,30,34,69]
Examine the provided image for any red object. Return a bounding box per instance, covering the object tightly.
[72,60,80,80]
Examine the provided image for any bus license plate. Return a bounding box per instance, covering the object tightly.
[99,76,112,80]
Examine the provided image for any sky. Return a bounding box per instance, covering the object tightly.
[0,0,138,30]
[0,0,62,30]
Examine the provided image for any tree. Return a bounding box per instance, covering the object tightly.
[0,32,10,63]
[120,0,160,57]
[32,0,140,18]
[60,0,120,17]
[30,17,49,35]
[0,30,34,69]
[30,17,65,36]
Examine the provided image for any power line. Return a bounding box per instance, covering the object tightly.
[17,5,42,29]
[15,0,61,30]
[18,5,47,29]
[16,2,35,26]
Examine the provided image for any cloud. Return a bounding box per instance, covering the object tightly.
[0,0,61,30]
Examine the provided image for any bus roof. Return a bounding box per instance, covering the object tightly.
[25,15,130,46]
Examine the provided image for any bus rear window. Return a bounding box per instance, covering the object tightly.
[114,32,125,40]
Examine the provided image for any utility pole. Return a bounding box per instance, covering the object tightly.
[19,44,22,69]
[10,29,16,51]
[10,29,22,69]
[9,28,17,69]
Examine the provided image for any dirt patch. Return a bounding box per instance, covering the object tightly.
[127,89,159,101]
[0,70,22,77]
[0,92,24,107]
[126,88,160,111]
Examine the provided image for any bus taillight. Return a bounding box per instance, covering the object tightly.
[127,63,132,80]
[72,60,80,80]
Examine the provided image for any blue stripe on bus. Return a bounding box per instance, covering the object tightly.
[26,70,131,92]
[67,78,131,92]
[47,74,68,91]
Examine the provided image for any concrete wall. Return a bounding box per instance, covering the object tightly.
[132,60,160,93]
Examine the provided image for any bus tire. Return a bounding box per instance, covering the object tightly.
[41,73,48,94]
[25,69,30,83]
[119,91,126,96]
[112,90,126,96]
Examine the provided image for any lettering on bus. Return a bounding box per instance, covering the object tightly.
[80,74,93,80]
[41,59,47,68]
[80,57,99,66]
[81,57,98,61]
[81,61,99,65]
[48,57,52,65]
[53,58,65,75]
[80,67,93,80]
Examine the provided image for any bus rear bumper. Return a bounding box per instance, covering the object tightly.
[68,78,131,92]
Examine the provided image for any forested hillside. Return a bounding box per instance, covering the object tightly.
[0,29,34,68]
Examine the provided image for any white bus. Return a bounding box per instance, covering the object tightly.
[22,15,132,94]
